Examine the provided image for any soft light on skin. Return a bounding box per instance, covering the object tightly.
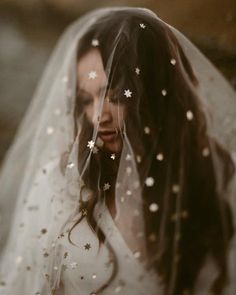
[77,49,125,153]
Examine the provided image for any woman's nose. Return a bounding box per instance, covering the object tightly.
[92,98,112,125]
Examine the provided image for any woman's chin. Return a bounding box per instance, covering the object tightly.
[103,141,122,154]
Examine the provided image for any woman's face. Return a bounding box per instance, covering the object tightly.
[77,49,125,153]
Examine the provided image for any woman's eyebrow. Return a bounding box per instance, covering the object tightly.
[77,88,91,96]
[77,85,109,96]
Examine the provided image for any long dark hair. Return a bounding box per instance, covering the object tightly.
[69,9,235,294]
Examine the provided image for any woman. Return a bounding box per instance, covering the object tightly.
[0,7,236,295]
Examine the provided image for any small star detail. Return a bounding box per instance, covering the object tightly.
[67,162,75,169]
[87,140,95,149]
[145,177,155,187]
[140,23,146,29]
[103,183,111,191]
[186,110,194,121]
[170,58,176,65]
[126,166,132,175]
[144,126,150,134]
[91,39,99,47]
[172,184,180,193]
[135,67,140,75]
[126,154,132,161]
[111,153,116,160]
[84,243,91,250]
[41,228,47,234]
[149,202,159,212]
[81,208,88,216]
[124,89,132,98]
[64,252,68,259]
[202,147,210,157]
[161,89,167,96]
[46,126,54,135]
[88,71,97,80]
[156,153,164,161]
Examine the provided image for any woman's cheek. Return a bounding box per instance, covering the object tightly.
[85,106,94,125]
[116,105,126,128]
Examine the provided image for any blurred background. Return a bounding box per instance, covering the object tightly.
[0,0,236,164]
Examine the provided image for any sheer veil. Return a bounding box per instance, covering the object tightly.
[0,6,236,295]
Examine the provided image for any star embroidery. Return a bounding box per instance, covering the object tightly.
[126,154,131,161]
[172,184,180,193]
[115,286,122,293]
[103,183,111,191]
[186,110,194,121]
[120,196,125,203]
[87,140,95,149]
[170,58,176,65]
[140,23,146,29]
[134,251,141,258]
[145,177,155,187]
[81,208,88,216]
[41,228,47,234]
[91,39,99,47]
[67,162,75,169]
[144,126,150,134]
[149,202,159,212]
[161,89,167,96]
[156,153,164,161]
[111,153,116,160]
[64,252,68,259]
[202,147,210,157]
[126,190,132,196]
[126,166,132,175]
[46,126,54,135]
[84,243,91,250]
[88,71,97,80]
[124,89,132,98]
[135,67,140,75]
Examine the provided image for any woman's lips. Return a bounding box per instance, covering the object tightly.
[98,130,118,142]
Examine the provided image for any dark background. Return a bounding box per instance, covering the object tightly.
[0,0,236,163]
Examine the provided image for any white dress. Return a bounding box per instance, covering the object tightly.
[0,155,222,295]
[56,200,161,295]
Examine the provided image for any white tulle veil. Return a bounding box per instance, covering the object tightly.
[0,6,236,295]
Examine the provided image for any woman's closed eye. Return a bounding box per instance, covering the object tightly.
[81,95,93,106]
[77,90,93,106]
[106,89,120,104]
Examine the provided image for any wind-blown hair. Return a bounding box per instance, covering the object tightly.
[69,9,234,294]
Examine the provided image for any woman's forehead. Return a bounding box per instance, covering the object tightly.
[77,48,108,95]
